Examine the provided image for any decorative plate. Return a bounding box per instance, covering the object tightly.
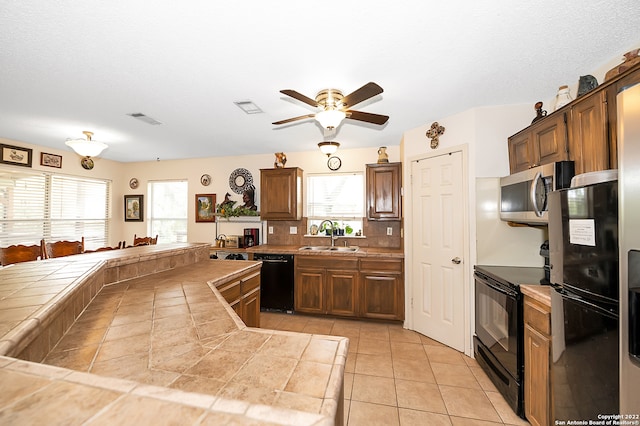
[200,174,211,186]
[129,178,139,189]
[229,168,253,194]
[81,157,94,170]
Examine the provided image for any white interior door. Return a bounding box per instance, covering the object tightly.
[411,151,465,351]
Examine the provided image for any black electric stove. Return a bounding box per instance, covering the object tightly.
[474,265,547,418]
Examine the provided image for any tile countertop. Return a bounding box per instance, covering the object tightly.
[243,244,405,258]
[0,244,346,425]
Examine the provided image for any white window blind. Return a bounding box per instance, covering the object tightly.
[148,180,188,243]
[307,173,364,218]
[0,169,110,249]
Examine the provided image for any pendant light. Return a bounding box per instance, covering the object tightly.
[318,141,340,156]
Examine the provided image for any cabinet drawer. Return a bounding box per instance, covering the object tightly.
[360,258,402,273]
[296,256,357,270]
[241,272,260,293]
[219,280,241,303]
[524,297,550,335]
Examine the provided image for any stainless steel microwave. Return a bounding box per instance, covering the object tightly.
[500,161,574,224]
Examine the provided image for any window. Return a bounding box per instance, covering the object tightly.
[0,169,110,249]
[306,172,364,235]
[147,180,188,243]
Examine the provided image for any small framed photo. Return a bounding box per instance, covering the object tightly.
[124,195,144,222]
[0,143,32,168]
[195,193,216,222]
[40,152,62,168]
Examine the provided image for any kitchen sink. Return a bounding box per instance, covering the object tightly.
[329,246,359,252]
[298,246,331,251]
[298,246,359,252]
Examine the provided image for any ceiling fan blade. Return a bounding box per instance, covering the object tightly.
[280,90,320,107]
[272,113,316,125]
[345,110,389,125]
[341,82,383,109]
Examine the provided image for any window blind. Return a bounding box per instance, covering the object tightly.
[306,173,364,219]
[0,169,110,249]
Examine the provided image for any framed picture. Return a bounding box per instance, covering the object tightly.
[195,193,216,222]
[0,143,32,167]
[124,195,144,222]
[40,152,62,168]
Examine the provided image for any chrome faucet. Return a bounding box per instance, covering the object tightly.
[319,220,337,247]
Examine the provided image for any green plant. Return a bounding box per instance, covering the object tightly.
[345,224,353,234]
[215,201,259,218]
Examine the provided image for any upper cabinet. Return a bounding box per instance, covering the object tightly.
[366,162,402,221]
[508,62,640,175]
[260,167,303,220]
[508,112,568,173]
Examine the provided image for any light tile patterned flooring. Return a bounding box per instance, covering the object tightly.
[261,312,530,426]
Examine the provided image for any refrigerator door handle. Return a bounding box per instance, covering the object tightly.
[555,287,619,319]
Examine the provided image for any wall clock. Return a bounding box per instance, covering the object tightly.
[327,156,342,171]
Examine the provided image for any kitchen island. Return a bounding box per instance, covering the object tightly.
[0,243,347,425]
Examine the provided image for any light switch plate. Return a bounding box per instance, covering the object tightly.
[289,226,297,234]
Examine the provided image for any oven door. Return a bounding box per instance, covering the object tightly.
[474,272,520,380]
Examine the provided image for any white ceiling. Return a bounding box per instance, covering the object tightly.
[1,1,639,162]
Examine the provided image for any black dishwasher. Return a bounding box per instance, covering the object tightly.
[253,253,294,313]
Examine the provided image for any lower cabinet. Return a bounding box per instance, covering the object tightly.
[295,257,359,317]
[295,256,404,320]
[524,295,551,426]
[360,258,404,321]
[218,270,261,328]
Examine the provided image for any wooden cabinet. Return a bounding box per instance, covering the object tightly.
[508,63,640,175]
[295,256,358,317]
[218,270,261,327]
[260,167,303,220]
[359,258,404,321]
[508,112,568,174]
[295,255,404,320]
[326,268,359,317]
[568,90,608,175]
[366,162,402,220]
[295,264,325,314]
[524,295,551,426]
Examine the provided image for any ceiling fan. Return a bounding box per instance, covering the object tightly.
[272,82,389,130]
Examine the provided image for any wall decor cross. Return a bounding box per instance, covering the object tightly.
[426,122,445,149]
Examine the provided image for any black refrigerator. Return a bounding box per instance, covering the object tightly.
[548,173,619,421]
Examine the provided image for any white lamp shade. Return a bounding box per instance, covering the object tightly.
[65,139,108,157]
[315,109,346,129]
[318,141,340,156]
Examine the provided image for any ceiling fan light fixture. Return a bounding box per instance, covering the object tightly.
[65,131,108,157]
[318,141,340,156]
[315,109,346,129]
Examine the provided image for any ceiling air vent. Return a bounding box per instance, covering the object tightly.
[127,113,162,125]
[234,100,263,114]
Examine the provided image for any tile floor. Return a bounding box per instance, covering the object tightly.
[260,312,530,426]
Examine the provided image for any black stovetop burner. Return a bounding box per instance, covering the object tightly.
[475,265,549,288]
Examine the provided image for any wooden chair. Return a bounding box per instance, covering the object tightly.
[133,234,158,246]
[85,241,124,253]
[0,242,45,266]
[43,237,85,259]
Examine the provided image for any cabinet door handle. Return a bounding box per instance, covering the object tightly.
[452,257,462,264]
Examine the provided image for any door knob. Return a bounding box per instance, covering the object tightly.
[452,257,461,264]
